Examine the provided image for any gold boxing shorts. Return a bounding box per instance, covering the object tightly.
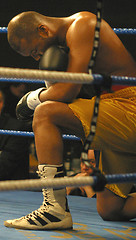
[68,87,136,198]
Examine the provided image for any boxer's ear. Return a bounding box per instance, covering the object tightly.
[37,24,49,38]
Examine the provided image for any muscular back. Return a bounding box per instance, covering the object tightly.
[66,12,136,77]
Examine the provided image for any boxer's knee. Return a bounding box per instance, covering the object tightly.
[33,101,56,130]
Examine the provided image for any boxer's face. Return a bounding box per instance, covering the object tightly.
[17,36,47,61]
[16,26,54,61]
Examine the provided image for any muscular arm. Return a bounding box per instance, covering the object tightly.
[40,14,96,103]
[40,82,82,103]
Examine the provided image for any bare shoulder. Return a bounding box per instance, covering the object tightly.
[70,11,96,19]
[66,11,112,46]
[70,12,114,36]
[65,11,101,72]
[67,12,96,35]
[66,12,97,47]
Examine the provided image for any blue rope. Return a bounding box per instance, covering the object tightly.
[0,78,45,84]
[0,129,34,137]
[106,173,136,184]
[111,75,136,85]
[0,129,80,141]
[1,27,136,34]
[93,74,136,86]
[92,173,136,187]
[0,74,136,85]
[0,27,7,33]
[113,28,136,35]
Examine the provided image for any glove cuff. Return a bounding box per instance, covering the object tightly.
[27,87,46,110]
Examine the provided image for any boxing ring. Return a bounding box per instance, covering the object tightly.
[0,0,136,238]
[0,192,136,240]
[0,52,136,240]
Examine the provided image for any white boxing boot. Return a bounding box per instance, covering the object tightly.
[4,164,73,230]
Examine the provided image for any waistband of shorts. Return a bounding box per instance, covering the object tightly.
[101,86,136,100]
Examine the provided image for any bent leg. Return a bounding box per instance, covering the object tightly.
[4,100,83,230]
[4,101,83,230]
[97,189,136,221]
[33,101,85,165]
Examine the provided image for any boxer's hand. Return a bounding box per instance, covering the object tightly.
[16,92,34,121]
[39,45,69,88]
[39,45,69,71]
[16,87,46,121]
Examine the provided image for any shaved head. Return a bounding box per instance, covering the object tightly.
[7,11,64,59]
[7,11,44,52]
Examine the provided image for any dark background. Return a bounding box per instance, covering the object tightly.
[1,0,136,70]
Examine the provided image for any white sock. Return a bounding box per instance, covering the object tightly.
[27,87,46,110]
[38,164,64,178]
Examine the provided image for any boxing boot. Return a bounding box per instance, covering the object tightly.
[16,87,46,121]
[4,164,73,230]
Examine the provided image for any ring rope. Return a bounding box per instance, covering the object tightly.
[0,176,96,191]
[0,129,80,141]
[1,27,136,34]
[113,28,136,34]
[0,69,136,85]
[0,67,95,82]
[0,76,135,85]
[0,27,7,33]
[0,173,135,192]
